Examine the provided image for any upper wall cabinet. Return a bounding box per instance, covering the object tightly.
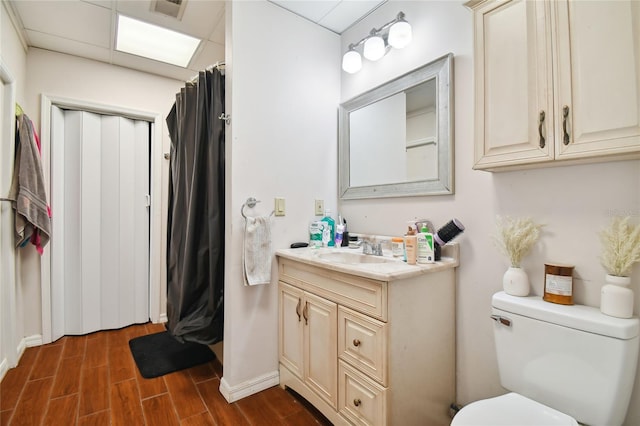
[466,0,640,171]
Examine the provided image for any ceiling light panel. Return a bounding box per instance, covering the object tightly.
[116,14,201,68]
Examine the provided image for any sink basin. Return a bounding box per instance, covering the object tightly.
[317,251,397,264]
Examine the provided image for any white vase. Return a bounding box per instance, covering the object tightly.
[503,267,530,296]
[600,274,634,319]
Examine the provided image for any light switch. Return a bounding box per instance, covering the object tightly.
[315,199,324,216]
[275,197,285,216]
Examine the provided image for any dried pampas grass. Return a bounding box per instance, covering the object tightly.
[493,216,543,268]
[600,216,640,277]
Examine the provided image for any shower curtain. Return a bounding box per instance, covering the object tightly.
[165,67,225,345]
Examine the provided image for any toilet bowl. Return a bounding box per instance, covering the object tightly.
[451,392,578,426]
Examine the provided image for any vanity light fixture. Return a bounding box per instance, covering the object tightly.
[341,12,412,74]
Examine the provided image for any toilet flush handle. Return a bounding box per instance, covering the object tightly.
[490,314,511,327]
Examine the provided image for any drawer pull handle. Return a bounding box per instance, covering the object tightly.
[352,339,361,347]
[295,298,302,322]
[538,110,545,148]
[353,398,362,407]
[562,105,570,145]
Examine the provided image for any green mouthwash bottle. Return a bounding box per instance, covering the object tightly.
[321,209,336,247]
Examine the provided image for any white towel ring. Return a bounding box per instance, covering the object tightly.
[241,197,274,219]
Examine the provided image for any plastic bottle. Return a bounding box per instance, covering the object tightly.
[321,209,336,247]
[309,221,323,248]
[391,237,404,257]
[335,223,345,248]
[417,225,435,264]
[404,225,417,265]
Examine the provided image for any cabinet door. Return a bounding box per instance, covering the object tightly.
[279,282,304,379]
[304,291,338,408]
[472,0,554,169]
[554,0,640,159]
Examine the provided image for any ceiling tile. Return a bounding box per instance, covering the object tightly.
[270,1,340,23]
[189,41,225,73]
[26,30,111,63]
[115,0,225,39]
[319,0,385,34]
[14,0,112,48]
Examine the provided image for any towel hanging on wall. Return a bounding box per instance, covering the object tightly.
[243,215,273,286]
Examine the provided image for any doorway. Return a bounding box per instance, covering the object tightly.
[40,96,164,344]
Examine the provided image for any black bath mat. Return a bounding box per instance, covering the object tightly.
[129,331,215,379]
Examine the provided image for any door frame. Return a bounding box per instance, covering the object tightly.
[40,94,164,344]
[0,58,18,373]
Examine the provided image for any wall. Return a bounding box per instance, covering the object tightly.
[340,1,640,425]
[1,0,27,375]
[222,0,339,400]
[21,48,185,339]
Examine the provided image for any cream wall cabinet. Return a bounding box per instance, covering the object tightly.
[468,0,640,171]
[277,255,456,426]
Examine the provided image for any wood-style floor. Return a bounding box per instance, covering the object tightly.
[0,322,331,425]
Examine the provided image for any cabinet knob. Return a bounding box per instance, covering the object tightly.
[352,339,361,347]
[353,398,362,407]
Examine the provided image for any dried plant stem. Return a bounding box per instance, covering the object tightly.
[493,216,543,268]
[600,216,640,277]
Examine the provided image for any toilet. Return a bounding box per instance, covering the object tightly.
[452,291,640,426]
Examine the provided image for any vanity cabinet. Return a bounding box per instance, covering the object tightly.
[277,255,456,426]
[467,0,640,171]
[279,282,338,408]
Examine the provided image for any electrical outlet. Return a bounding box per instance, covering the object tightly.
[314,199,324,216]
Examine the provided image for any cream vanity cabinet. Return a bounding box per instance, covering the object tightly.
[277,250,457,426]
[467,0,640,171]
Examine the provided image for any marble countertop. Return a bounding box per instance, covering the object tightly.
[275,243,459,281]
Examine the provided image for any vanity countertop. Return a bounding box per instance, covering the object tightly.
[275,243,459,281]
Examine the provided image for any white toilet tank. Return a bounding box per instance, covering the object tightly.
[492,291,640,426]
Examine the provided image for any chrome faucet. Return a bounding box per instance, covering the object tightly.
[362,239,383,256]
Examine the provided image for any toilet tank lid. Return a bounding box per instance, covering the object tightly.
[492,291,640,340]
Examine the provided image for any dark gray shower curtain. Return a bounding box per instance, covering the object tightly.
[165,68,225,345]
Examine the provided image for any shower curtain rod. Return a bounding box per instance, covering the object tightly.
[188,61,225,83]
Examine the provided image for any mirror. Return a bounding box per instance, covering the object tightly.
[339,53,454,199]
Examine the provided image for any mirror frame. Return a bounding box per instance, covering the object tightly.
[339,53,454,199]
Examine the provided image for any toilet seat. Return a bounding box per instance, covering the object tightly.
[451,392,579,426]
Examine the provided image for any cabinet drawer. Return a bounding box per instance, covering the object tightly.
[279,259,387,320]
[338,306,387,386]
[339,360,387,426]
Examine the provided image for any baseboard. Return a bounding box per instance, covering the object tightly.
[158,313,168,323]
[22,334,43,348]
[1,335,42,381]
[219,370,280,403]
[0,357,8,382]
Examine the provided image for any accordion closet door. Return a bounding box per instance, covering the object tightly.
[50,107,150,341]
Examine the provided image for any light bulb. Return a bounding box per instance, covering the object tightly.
[363,35,386,61]
[342,49,362,74]
[388,20,412,49]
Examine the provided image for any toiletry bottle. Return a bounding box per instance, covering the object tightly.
[309,221,323,248]
[321,209,336,247]
[391,237,404,257]
[404,226,417,265]
[417,225,435,264]
[335,223,344,248]
[341,219,349,247]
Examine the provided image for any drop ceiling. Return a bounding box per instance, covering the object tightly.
[5,0,385,81]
